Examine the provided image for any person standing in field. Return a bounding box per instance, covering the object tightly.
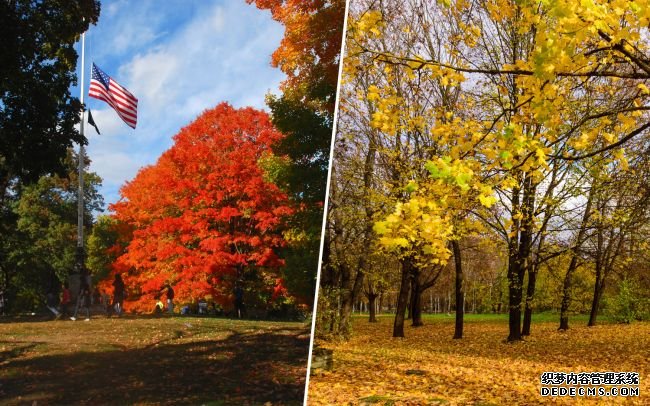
[46,279,61,319]
[71,272,91,321]
[60,282,71,318]
[45,272,63,319]
[101,290,110,314]
[234,283,245,319]
[111,273,125,316]
[161,283,174,314]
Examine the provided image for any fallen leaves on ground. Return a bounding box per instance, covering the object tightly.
[308,316,649,405]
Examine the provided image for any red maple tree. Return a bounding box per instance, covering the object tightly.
[104,103,293,312]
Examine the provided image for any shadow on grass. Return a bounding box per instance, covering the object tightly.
[0,326,308,405]
[0,342,41,363]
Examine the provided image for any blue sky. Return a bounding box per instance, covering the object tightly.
[73,0,284,211]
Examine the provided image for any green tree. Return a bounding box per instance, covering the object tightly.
[0,0,100,187]
[264,96,333,302]
[3,151,102,311]
[86,215,122,284]
[247,0,346,306]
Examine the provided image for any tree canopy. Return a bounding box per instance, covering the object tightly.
[105,103,294,312]
[319,0,650,341]
[0,0,100,186]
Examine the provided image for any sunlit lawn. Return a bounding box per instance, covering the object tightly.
[308,314,649,405]
[0,315,310,405]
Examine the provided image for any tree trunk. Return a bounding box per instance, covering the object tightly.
[406,288,413,320]
[328,304,336,332]
[472,286,476,314]
[447,291,451,314]
[588,207,605,327]
[378,292,383,314]
[339,266,364,338]
[410,267,423,326]
[411,291,423,326]
[588,279,604,326]
[393,258,412,338]
[368,293,378,322]
[507,266,524,341]
[559,247,580,331]
[559,186,594,331]
[588,231,621,327]
[452,240,464,339]
[507,177,524,342]
[521,267,537,336]
[411,289,423,326]
[508,173,538,342]
[589,217,625,326]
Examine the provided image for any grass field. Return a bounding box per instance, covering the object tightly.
[308,315,649,405]
[0,315,310,405]
[354,312,609,324]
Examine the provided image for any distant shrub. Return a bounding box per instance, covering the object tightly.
[606,279,650,323]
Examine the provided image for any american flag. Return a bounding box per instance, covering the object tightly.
[88,63,138,129]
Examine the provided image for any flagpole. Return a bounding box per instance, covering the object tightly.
[77,30,86,271]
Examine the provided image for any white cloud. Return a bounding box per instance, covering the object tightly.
[103,0,122,18]
[120,1,282,118]
[125,50,181,112]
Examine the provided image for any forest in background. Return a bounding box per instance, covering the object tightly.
[318,0,650,341]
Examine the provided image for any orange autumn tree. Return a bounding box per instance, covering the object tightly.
[105,103,293,312]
